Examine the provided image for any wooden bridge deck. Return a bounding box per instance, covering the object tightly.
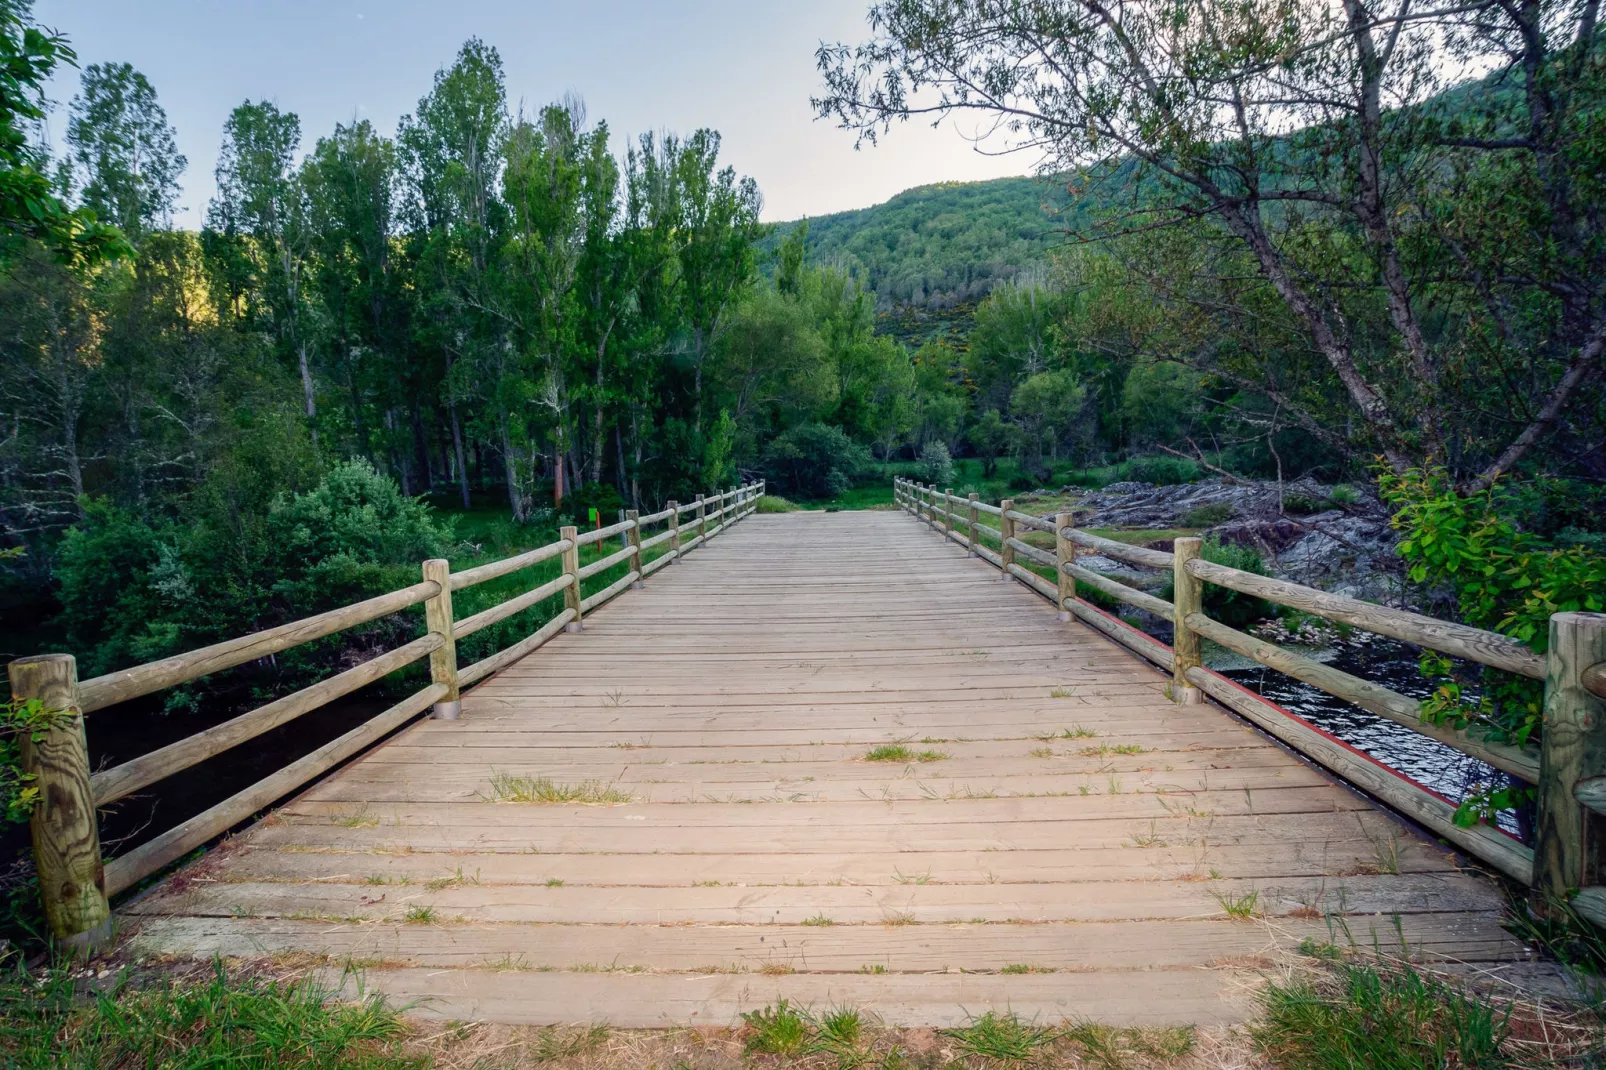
[124,510,1527,1026]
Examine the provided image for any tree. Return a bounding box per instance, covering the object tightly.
[207,101,317,430]
[817,0,1606,488]
[65,62,185,241]
[0,1,126,263]
[1010,368,1086,478]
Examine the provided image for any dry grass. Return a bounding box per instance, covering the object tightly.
[485,773,633,805]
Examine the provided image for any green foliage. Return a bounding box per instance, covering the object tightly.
[1382,466,1606,751]
[741,999,811,1055]
[0,4,128,264]
[941,1011,1056,1062]
[1180,502,1234,527]
[1161,537,1273,628]
[1251,961,1510,1069]
[0,698,73,825]
[268,460,453,568]
[0,960,418,1068]
[755,495,800,513]
[766,178,1069,308]
[762,423,871,499]
[1123,455,1201,486]
[916,440,953,486]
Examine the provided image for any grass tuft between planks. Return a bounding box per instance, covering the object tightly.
[484,773,632,805]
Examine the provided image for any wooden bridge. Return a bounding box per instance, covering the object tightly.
[10,481,1606,1026]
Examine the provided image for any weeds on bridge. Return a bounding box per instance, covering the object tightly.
[863,744,948,763]
[484,773,632,805]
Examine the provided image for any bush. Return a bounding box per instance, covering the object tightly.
[1181,502,1234,527]
[1161,536,1274,628]
[1282,493,1327,515]
[1124,455,1201,485]
[267,459,453,567]
[917,441,955,486]
[756,495,800,513]
[761,424,871,499]
[1007,472,1039,491]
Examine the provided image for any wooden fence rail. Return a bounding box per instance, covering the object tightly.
[894,477,1606,916]
[6,481,765,952]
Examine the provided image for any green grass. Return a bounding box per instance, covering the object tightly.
[741,999,812,1055]
[863,744,948,763]
[1252,962,1511,1069]
[942,1011,1056,1062]
[0,961,417,1069]
[485,773,632,804]
[802,913,835,926]
[756,494,802,513]
[402,906,437,924]
[1214,889,1260,920]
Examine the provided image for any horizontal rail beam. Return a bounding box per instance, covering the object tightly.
[1062,529,1174,570]
[577,543,635,581]
[581,570,639,613]
[103,681,446,896]
[453,574,572,640]
[1005,509,1053,533]
[1007,562,1058,602]
[575,518,635,547]
[1064,563,1174,621]
[1185,558,1544,679]
[77,581,440,713]
[1184,665,1533,884]
[1065,598,1175,672]
[449,539,569,592]
[1184,612,1539,782]
[1006,537,1056,570]
[91,633,442,807]
[458,608,576,689]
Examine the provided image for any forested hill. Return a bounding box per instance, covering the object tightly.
[766,175,1073,310]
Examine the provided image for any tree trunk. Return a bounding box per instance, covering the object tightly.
[297,343,318,444]
[449,403,470,509]
[500,418,525,523]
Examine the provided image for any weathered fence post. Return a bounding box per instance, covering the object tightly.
[1536,612,1606,904]
[696,494,707,544]
[968,494,980,556]
[1055,512,1075,623]
[998,499,1016,581]
[626,510,644,588]
[561,525,583,632]
[943,488,954,534]
[7,654,112,953]
[1171,537,1203,704]
[667,501,680,562]
[421,559,460,720]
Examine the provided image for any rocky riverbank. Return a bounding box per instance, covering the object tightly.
[1022,475,1405,604]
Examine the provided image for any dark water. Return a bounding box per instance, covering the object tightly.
[1212,633,1525,837]
[1129,613,1524,837]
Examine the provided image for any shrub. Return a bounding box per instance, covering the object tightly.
[1124,455,1201,485]
[1282,493,1327,515]
[1007,471,1039,491]
[267,459,453,567]
[917,440,955,486]
[756,494,800,513]
[1161,536,1274,628]
[1328,484,1361,506]
[761,423,871,499]
[1180,502,1234,527]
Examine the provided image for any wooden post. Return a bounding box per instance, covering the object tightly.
[696,494,707,543]
[968,493,980,556]
[7,654,112,953]
[1055,512,1075,623]
[667,501,680,562]
[924,485,936,529]
[943,488,954,534]
[1536,612,1606,903]
[999,498,1016,580]
[421,559,460,720]
[618,508,629,550]
[1172,537,1204,704]
[626,509,643,587]
[560,525,583,632]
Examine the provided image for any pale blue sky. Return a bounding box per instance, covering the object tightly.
[34,0,1031,224]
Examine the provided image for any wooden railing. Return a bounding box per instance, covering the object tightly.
[894,478,1606,916]
[6,481,765,951]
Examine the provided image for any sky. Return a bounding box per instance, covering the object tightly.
[34,0,1033,225]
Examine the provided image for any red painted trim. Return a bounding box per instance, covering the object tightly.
[1068,596,1525,845]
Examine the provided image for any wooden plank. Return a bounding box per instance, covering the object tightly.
[118,508,1519,1028]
